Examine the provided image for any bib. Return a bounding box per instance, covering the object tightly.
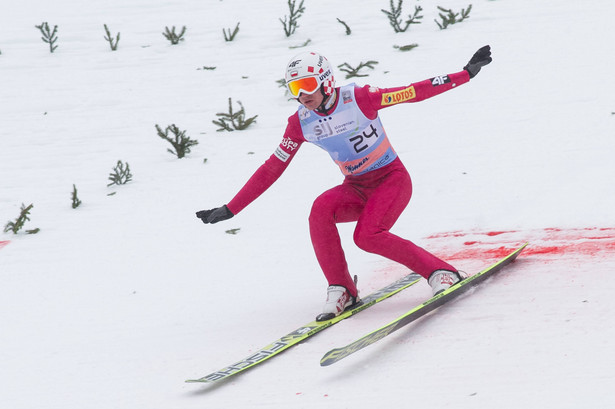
[298,84,397,176]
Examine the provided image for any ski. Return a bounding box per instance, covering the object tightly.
[320,243,528,366]
[186,272,422,383]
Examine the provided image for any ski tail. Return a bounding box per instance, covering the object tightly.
[186,272,422,383]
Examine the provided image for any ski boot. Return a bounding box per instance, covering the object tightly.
[316,284,361,322]
[428,270,463,296]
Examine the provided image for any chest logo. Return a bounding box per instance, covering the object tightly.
[313,117,334,138]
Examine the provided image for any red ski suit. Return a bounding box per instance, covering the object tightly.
[227,70,470,296]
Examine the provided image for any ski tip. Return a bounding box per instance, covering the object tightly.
[513,242,529,258]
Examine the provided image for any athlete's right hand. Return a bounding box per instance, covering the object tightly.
[196,205,234,224]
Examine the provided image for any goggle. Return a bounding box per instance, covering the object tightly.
[287,77,319,97]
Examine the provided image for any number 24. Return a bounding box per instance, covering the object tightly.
[349,124,379,153]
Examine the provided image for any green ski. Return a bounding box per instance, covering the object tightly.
[320,243,528,366]
[187,272,422,383]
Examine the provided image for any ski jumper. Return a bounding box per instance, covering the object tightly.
[227,70,471,296]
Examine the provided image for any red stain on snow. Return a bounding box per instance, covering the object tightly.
[485,231,516,237]
[453,246,521,260]
[424,227,615,262]
[0,241,10,250]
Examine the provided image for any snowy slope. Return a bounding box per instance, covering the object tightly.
[1,0,614,408]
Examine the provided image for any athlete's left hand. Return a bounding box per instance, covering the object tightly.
[464,45,492,78]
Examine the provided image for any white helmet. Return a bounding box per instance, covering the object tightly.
[285,51,336,98]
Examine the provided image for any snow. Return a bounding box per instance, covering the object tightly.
[1,0,614,407]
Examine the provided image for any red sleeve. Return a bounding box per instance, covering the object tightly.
[226,114,305,215]
[355,70,471,119]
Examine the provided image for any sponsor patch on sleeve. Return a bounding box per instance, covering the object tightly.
[274,147,291,162]
[430,75,451,86]
[381,86,416,106]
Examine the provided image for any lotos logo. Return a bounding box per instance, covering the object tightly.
[381,86,416,106]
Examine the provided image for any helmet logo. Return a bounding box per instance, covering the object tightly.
[319,69,332,81]
[289,59,302,68]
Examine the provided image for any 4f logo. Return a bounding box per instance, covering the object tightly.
[288,59,302,68]
[430,75,451,86]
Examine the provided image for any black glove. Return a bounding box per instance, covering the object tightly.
[464,45,492,79]
[196,205,234,224]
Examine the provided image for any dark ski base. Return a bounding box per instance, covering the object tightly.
[186,272,422,383]
[320,243,528,366]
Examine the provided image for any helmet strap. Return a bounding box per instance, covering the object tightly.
[316,87,336,114]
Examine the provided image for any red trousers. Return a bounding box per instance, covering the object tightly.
[309,158,456,297]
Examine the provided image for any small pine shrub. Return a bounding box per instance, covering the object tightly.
[337,18,351,35]
[223,22,240,42]
[435,5,472,30]
[103,24,120,51]
[337,61,379,79]
[280,0,305,37]
[163,26,186,45]
[289,39,311,49]
[107,160,132,187]
[3,203,40,234]
[381,1,423,33]
[71,184,82,209]
[277,78,292,98]
[155,124,199,158]
[35,22,58,53]
[394,43,419,52]
[213,98,258,132]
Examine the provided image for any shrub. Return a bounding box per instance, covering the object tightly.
[103,24,120,51]
[107,160,132,187]
[155,124,199,158]
[35,22,58,53]
[4,203,39,234]
[223,23,240,42]
[163,26,186,45]
[280,0,305,37]
[338,61,379,79]
[71,184,82,209]
[394,43,419,52]
[337,18,351,35]
[213,98,258,131]
[435,5,472,30]
[381,0,423,33]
